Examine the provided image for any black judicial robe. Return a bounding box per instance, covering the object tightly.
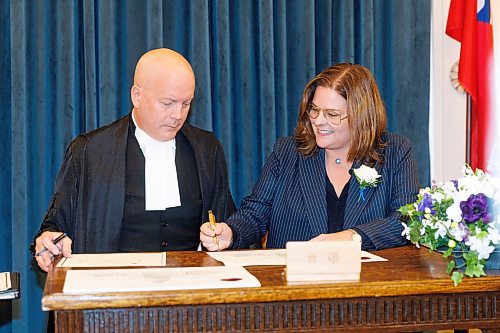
[32,114,235,253]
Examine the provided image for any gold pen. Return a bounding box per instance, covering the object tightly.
[208,210,219,245]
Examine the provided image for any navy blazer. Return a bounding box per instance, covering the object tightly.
[227,133,419,250]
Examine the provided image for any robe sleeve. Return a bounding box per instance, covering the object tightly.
[29,137,85,255]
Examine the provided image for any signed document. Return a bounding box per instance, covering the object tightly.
[57,252,167,268]
[208,249,287,266]
[208,249,386,266]
[63,266,261,294]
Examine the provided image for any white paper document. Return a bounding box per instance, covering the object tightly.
[63,266,261,294]
[360,251,388,262]
[0,272,19,300]
[0,272,11,291]
[208,249,387,266]
[208,249,288,266]
[57,252,167,267]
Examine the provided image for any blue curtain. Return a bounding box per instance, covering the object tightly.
[0,1,430,332]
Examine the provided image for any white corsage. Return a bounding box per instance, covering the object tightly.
[353,165,381,202]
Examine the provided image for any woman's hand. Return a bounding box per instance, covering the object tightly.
[310,230,354,242]
[200,222,233,251]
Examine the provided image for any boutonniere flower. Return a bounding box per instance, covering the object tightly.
[353,165,381,202]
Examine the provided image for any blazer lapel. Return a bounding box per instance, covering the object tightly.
[298,150,328,235]
[343,160,382,229]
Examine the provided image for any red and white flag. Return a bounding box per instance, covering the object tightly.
[446,0,494,171]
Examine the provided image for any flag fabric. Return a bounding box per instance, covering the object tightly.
[446,0,494,171]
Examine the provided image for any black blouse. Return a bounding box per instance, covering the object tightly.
[326,174,351,233]
[326,172,374,249]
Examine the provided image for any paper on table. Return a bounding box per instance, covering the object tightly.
[0,272,11,291]
[208,249,387,266]
[208,249,287,266]
[0,272,20,300]
[63,266,261,294]
[360,251,388,262]
[57,252,167,267]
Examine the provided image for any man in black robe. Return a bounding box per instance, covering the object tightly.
[31,48,235,272]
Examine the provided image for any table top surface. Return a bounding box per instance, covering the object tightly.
[42,245,500,311]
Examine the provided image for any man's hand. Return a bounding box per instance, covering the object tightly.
[34,231,72,272]
[200,222,233,251]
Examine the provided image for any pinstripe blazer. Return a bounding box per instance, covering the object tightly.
[227,133,420,250]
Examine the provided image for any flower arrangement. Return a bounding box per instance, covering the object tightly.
[399,165,500,286]
[353,165,381,201]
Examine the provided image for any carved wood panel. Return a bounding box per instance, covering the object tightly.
[55,293,499,332]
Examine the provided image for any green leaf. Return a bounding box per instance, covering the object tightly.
[398,204,416,216]
[442,248,453,258]
[461,251,486,278]
[427,242,438,251]
[451,271,463,287]
[409,227,421,243]
[464,261,486,278]
[446,260,456,274]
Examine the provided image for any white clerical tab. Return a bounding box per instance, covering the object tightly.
[285,241,361,282]
[134,120,181,210]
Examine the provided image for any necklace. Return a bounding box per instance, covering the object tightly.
[335,158,341,164]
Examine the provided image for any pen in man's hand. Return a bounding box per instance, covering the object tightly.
[208,210,219,245]
[35,233,67,257]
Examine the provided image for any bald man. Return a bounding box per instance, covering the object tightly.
[31,48,235,272]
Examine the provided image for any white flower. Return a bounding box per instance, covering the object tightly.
[449,225,465,242]
[457,166,496,198]
[459,176,485,196]
[432,191,446,203]
[466,236,495,260]
[487,226,499,245]
[421,218,432,228]
[490,178,500,204]
[401,222,410,238]
[441,181,457,195]
[463,164,474,175]
[493,218,500,232]
[435,221,449,239]
[353,165,381,188]
[446,203,462,222]
[419,187,431,195]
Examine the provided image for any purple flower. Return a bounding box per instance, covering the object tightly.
[482,212,494,224]
[418,193,434,213]
[458,222,470,242]
[460,193,491,223]
[451,179,459,190]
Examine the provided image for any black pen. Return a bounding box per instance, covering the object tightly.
[35,233,67,257]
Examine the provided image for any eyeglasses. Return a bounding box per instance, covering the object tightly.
[306,103,349,125]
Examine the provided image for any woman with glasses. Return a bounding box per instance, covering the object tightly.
[201,63,419,251]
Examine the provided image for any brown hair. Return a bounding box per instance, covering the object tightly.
[294,63,387,166]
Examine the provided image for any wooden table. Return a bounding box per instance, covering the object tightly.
[42,246,500,332]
